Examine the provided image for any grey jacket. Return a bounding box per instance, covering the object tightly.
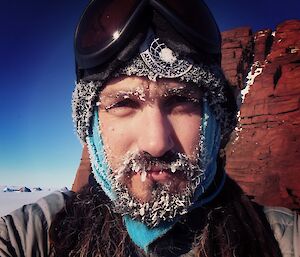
[0,191,299,257]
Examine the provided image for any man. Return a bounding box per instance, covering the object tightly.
[1,1,299,256]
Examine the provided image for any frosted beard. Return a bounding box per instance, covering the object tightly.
[109,150,205,227]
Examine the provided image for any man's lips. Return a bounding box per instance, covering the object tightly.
[148,170,170,182]
[135,166,175,183]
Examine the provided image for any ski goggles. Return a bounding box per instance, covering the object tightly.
[75,0,221,70]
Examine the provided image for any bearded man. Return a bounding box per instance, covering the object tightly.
[1,1,299,257]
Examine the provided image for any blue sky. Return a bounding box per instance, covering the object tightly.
[0,1,299,188]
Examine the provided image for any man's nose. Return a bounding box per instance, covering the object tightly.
[137,106,174,157]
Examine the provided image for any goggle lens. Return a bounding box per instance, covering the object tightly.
[158,0,220,47]
[76,0,141,55]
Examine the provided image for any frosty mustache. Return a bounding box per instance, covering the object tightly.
[113,150,200,183]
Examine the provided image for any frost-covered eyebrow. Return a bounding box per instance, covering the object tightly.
[163,85,202,97]
[99,82,202,100]
[100,89,146,99]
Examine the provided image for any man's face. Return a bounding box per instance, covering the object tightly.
[99,75,202,197]
[98,76,203,224]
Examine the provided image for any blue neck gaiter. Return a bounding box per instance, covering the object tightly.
[86,99,223,252]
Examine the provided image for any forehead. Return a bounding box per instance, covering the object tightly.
[100,76,200,97]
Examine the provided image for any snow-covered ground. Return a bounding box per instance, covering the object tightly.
[0,186,64,217]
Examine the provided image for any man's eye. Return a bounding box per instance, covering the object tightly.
[165,95,201,113]
[105,99,139,113]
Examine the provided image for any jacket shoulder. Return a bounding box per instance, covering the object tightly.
[264,206,300,257]
[0,190,71,257]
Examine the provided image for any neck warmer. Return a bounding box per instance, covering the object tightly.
[86,99,222,252]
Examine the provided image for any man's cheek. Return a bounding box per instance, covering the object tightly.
[100,122,120,166]
[170,115,201,158]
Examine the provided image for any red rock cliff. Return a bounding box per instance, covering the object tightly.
[222,20,300,210]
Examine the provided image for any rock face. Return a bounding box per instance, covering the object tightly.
[222,20,300,210]
[221,27,253,92]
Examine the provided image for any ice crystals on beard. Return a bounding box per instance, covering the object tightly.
[141,171,147,182]
[129,200,134,207]
[151,201,159,211]
[132,161,139,173]
[170,165,176,173]
[140,206,145,217]
[151,212,158,224]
